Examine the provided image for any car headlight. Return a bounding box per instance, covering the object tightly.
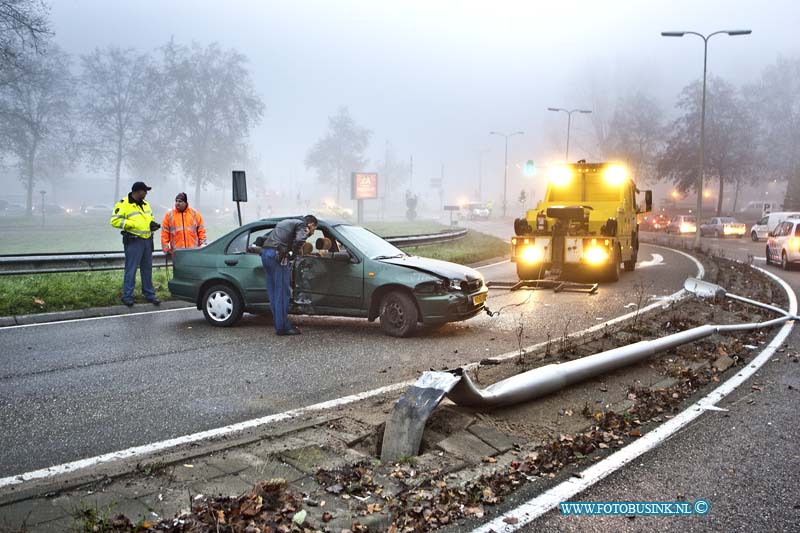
[449,279,463,291]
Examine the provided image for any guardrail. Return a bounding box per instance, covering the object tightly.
[0,228,469,276]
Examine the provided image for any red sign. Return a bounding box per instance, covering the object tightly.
[352,172,378,200]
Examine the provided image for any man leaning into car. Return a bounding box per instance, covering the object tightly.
[260,215,318,335]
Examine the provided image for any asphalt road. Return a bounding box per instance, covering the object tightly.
[530,239,800,532]
[0,243,696,478]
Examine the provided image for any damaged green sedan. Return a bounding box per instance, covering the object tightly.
[168,217,488,337]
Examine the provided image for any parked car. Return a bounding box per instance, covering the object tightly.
[665,215,696,235]
[168,217,489,337]
[640,213,670,232]
[699,217,746,238]
[766,218,800,270]
[749,211,800,241]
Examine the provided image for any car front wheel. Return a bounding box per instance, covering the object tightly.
[751,231,759,242]
[379,290,419,337]
[202,283,244,327]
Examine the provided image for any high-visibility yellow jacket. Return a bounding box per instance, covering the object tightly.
[161,206,207,252]
[109,195,156,239]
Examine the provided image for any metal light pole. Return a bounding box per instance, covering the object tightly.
[661,29,751,249]
[489,131,524,218]
[547,107,592,161]
[39,190,46,227]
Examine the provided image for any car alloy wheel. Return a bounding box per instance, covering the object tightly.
[202,283,244,327]
[379,290,419,337]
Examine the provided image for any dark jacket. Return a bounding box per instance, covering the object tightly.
[262,219,308,253]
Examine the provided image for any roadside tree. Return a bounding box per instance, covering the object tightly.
[79,47,164,203]
[608,90,665,186]
[159,40,264,204]
[0,45,76,214]
[305,106,371,205]
[657,77,757,215]
[0,0,51,76]
[746,56,800,210]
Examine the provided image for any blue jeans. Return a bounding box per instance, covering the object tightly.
[260,248,292,332]
[123,237,156,300]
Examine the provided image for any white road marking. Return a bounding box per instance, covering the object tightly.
[0,306,194,330]
[637,253,664,268]
[472,266,796,532]
[0,245,704,489]
[477,258,511,270]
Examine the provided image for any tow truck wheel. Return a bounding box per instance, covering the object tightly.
[605,246,621,282]
[516,263,541,281]
[379,290,419,337]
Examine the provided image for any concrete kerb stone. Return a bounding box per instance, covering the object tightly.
[13,309,88,325]
[436,431,497,463]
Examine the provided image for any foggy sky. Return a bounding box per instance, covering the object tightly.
[41,0,800,206]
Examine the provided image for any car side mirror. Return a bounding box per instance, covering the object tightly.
[332,251,351,262]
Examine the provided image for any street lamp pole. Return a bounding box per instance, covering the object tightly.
[661,29,751,249]
[547,107,592,161]
[489,131,524,218]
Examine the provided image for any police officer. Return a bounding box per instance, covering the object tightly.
[259,215,317,335]
[110,181,161,306]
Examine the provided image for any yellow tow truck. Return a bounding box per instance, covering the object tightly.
[511,161,652,282]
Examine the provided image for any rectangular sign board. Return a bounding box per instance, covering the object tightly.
[352,172,378,200]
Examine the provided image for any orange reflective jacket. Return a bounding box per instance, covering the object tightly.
[161,207,207,253]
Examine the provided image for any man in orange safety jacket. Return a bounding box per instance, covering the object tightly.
[161,192,207,254]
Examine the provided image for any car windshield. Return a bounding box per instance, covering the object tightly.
[719,217,736,223]
[336,225,407,259]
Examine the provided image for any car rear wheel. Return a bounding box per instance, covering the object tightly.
[379,290,418,337]
[202,283,244,327]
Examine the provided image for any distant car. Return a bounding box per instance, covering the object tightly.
[766,218,800,270]
[83,204,110,215]
[460,202,490,220]
[750,212,800,241]
[640,213,670,232]
[699,217,746,238]
[168,217,488,337]
[0,203,27,216]
[665,215,696,235]
[32,204,69,215]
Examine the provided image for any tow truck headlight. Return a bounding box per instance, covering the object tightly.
[603,164,627,186]
[519,245,544,263]
[547,165,572,187]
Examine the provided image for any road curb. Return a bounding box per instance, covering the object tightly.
[1,300,194,327]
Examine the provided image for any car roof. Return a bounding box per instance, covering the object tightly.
[250,216,352,228]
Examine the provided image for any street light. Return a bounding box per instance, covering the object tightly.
[489,130,524,218]
[547,107,592,161]
[39,190,46,228]
[661,29,752,249]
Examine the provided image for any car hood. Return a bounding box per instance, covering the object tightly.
[379,255,482,281]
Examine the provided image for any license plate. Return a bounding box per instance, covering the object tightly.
[472,292,487,306]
